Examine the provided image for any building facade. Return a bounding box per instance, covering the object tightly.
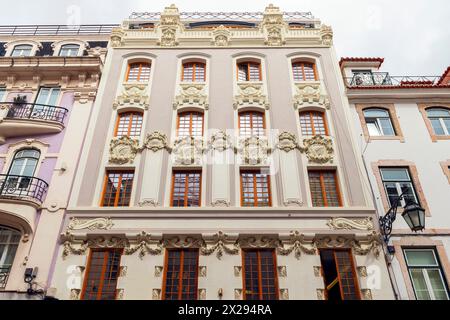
[0,25,112,299]
[340,58,450,300]
[47,5,394,300]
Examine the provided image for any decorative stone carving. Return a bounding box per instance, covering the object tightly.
[211,199,230,207]
[142,131,170,152]
[113,83,150,109]
[109,136,140,165]
[278,231,316,259]
[313,266,322,277]
[154,266,163,277]
[234,289,243,300]
[316,289,325,300]
[138,199,159,207]
[280,289,289,300]
[278,266,287,277]
[199,266,207,277]
[172,136,205,165]
[198,289,206,300]
[61,232,88,260]
[299,135,334,164]
[67,217,114,231]
[116,289,124,300]
[70,289,81,300]
[173,83,208,110]
[237,136,270,165]
[201,231,239,259]
[212,25,230,46]
[159,27,178,47]
[357,266,368,277]
[314,232,382,258]
[234,266,242,277]
[74,91,96,104]
[163,235,204,249]
[276,132,299,152]
[261,4,286,46]
[209,131,232,152]
[283,199,303,206]
[238,235,280,249]
[320,25,333,46]
[362,289,373,300]
[152,289,161,300]
[265,26,284,46]
[110,28,124,47]
[233,83,269,109]
[124,232,163,259]
[157,5,182,47]
[119,266,127,277]
[327,217,374,231]
[293,83,330,109]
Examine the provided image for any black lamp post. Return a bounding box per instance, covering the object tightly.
[379,191,426,243]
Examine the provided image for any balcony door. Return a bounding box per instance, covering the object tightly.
[33,87,61,119]
[0,226,21,289]
[2,149,40,194]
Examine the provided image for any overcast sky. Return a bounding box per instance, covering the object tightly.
[1,0,449,75]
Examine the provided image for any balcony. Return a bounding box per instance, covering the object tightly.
[0,102,68,142]
[344,72,443,88]
[0,267,10,289]
[0,174,49,205]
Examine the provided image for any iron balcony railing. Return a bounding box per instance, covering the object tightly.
[0,24,117,36]
[0,174,49,204]
[345,72,441,87]
[0,266,11,289]
[1,102,68,125]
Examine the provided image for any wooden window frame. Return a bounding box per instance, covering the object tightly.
[125,62,151,82]
[176,111,204,137]
[440,160,450,184]
[308,170,343,207]
[355,104,404,142]
[80,248,123,300]
[239,169,272,207]
[292,61,318,81]
[113,112,143,138]
[299,110,329,136]
[237,61,262,82]
[242,249,279,300]
[418,104,450,142]
[170,170,202,207]
[161,248,200,300]
[181,62,206,82]
[238,111,266,137]
[100,170,134,207]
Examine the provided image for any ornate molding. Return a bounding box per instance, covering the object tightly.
[277,266,287,277]
[357,266,368,277]
[327,217,374,231]
[316,289,325,300]
[70,289,81,300]
[279,289,289,300]
[234,289,243,300]
[362,289,373,300]
[198,289,206,300]
[110,28,125,48]
[138,199,159,207]
[313,266,322,277]
[61,232,88,260]
[109,136,140,165]
[261,4,286,46]
[201,231,239,259]
[163,235,205,249]
[238,235,280,249]
[199,266,207,277]
[233,82,269,110]
[212,25,230,46]
[211,199,230,207]
[320,24,333,46]
[172,136,206,165]
[277,231,316,259]
[152,289,161,300]
[234,266,242,277]
[276,132,299,152]
[313,232,382,258]
[173,83,208,110]
[157,5,182,47]
[74,91,96,104]
[209,130,233,152]
[237,135,270,165]
[293,82,330,110]
[113,83,150,110]
[67,217,114,231]
[124,232,163,259]
[142,131,171,152]
[154,266,163,277]
[299,135,334,164]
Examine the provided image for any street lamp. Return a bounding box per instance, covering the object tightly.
[379,191,426,243]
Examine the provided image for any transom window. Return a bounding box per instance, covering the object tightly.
[299,111,328,136]
[177,112,204,137]
[380,167,418,207]
[11,45,33,57]
[242,249,278,300]
[126,62,151,82]
[0,226,21,289]
[319,249,360,300]
[363,108,395,136]
[239,111,265,137]
[81,249,122,300]
[171,171,201,207]
[404,249,449,300]
[59,44,80,57]
[182,62,206,82]
[237,62,261,81]
[240,170,271,207]
[114,112,143,139]
[308,170,342,207]
[426,108,450,136]
[292,61,317,81]
[101,170,134,207]
[163,249,199,300]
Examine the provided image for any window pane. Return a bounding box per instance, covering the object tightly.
[177,112,204,137]
[240,171,271,207]
[115,112,143,139]
[426,269,449,300]
[405,250,437,266]
[410,269,431,300]
[366,121,382,136]
[171,172,201,207]
[101,171,134,207]
[380,168,410,181]
[363,109,389,117]
[379,118,395,135]
[308,171,341,207]
[426,108,450,117]
[430,119,445,135]
[239,112,265,137]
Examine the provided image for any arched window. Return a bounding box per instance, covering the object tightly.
[239,111,265,137]
[182,62,206,82]
[59,44,80,57]
[5,149,40,190]
[426,107,450,136]
[11,44,33,57]
[292,61,317,81]
[237,61,261,81]
[363,108,395,136]
[114,112,143,139]
[0,226,21,288]
[299,111,328,136]
[126,62,151,82]
[177,112,204,137]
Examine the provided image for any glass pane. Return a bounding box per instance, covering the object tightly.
[47,89,60,106]
[444,119,450,135]
[379,118,395,135]
[36,88,50,104]
[0,88,5,102]
[363,109,389,117]
[430,119,445,135]
[366,121,381,136]
[410,269,431,300]
[427,269,449,300]
[405,250,437,266]
[426,108,450,117]
[380,168,410,181]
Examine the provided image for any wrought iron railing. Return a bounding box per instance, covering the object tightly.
[1,102,68,125]
[0,266,11,289]
[129,11,314,21]
[0,174,49,204]
[344,72,441,87]
[0,24,117,36]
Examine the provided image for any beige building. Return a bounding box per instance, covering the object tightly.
[46,5,395,300]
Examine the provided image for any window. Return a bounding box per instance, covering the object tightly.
[101,171,134,207]
[242,249,278,300]
[182,62,206,82]
[299,111,328,136]
[237,62,261,81]
[177,112,204,137]
[11,45,33,57]
[426,108,450,136]
[308,170,342,207]
[0,226,21,289]
[4,149,40,191]
[319,249,360,300]
[163,249,199,300]
[380,167,418,207]
[240,170,271,207]
[59,44,80,57]
[0,88,5,102]
[81,249,122,300]
[292,61,317,81]
[239,111,265,137]
[114,112,143,139]
[404,249,449,300]
[363,108,395,136]
[171,171,202,207]
[126,62,151,82]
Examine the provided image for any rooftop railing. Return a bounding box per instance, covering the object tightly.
[344,72,442,87]
[129,11,314,21]
[0,24,117,36]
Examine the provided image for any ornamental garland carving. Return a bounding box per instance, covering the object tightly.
[233,83,269,110]
[209,131,233,152]
[327,217,374,231]
[113,83,150,110]
[293,83,330,110]
[109,136,140,165]
[212,25,230,46]
[172,136,206,165]
[299,135,334,164]
[201,231,239,259]
[237,136,271,165]
[67,217,114,231]
[173,83,209,110]
[142,131,171,152]
[313,232,382,258]
[277,231,316,259]
[123,232,163,259]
